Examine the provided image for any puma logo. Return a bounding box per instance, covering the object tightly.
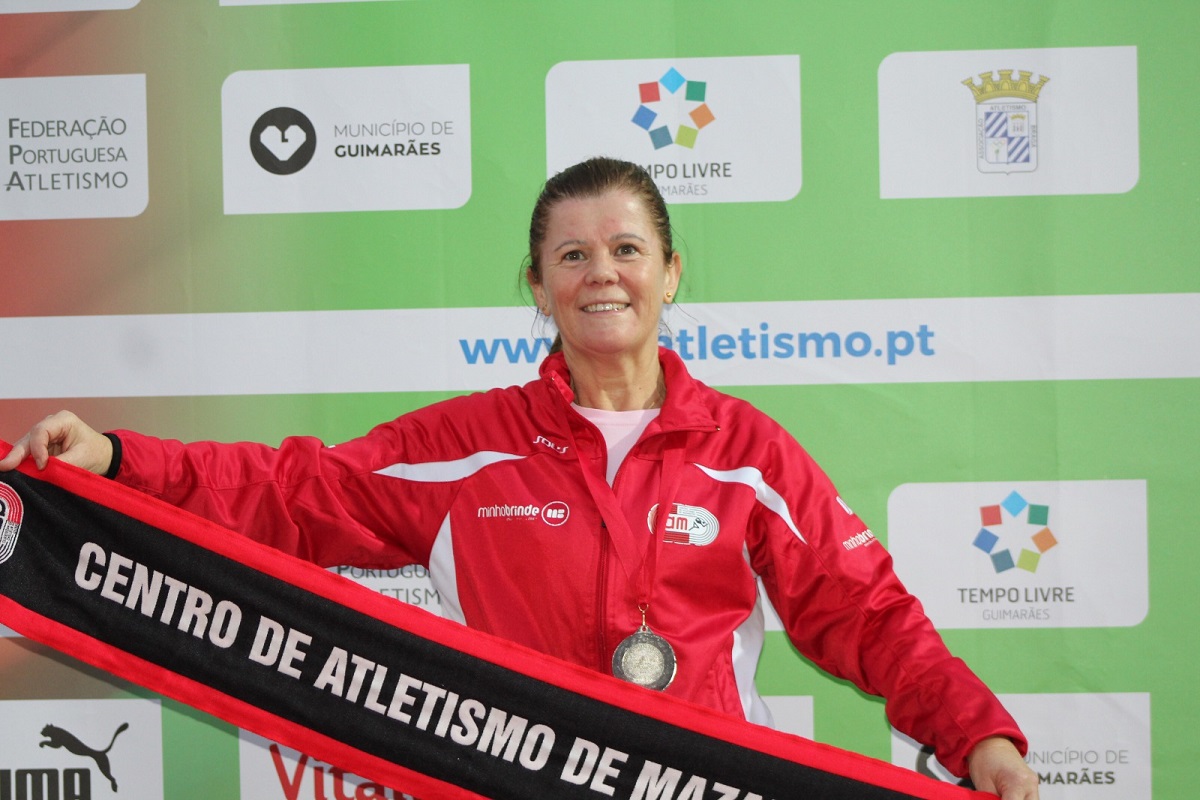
[39,722,129,792]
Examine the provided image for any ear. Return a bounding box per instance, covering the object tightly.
[528,267,549,313]
[665,251,682,299]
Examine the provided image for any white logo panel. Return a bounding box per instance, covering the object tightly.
[879,46,1137,198]
[0,698,164,799]
[0,0,138,11]
[760,695,814,741]
[547,55,800,204]
[0,74,148,220]
[887,480,1148,629]
[892,693,1151,799]
[222,65,471,215]
[327,564,447,618]
[239,731,417,799]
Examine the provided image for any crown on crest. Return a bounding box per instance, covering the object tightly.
[962,70,1050,103]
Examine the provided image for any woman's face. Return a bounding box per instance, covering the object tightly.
[531,189,681,365]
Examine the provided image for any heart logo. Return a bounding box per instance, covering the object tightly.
[249,108,317,175]
[259,124,307,163]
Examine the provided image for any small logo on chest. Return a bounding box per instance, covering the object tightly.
[476,500,570,527]
[647,502,719,546]
[533,435,568,454]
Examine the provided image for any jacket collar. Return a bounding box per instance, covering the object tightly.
[538,347,719,436]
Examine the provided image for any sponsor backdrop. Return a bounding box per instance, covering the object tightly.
[0,1,1193,798]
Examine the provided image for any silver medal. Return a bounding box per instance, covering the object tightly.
[612,626,677,691]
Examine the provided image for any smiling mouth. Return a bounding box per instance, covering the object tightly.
[582,303,629,313]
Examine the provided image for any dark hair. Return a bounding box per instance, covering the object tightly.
[526,157,674,286]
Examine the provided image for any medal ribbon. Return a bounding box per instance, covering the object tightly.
[561,405,685,626]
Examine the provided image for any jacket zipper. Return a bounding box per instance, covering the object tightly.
[596,522,610,672]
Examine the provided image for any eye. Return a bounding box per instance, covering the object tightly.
[562,249,585,262]
[615,243,639,256]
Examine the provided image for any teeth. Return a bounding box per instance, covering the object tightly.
[583,303,628,312]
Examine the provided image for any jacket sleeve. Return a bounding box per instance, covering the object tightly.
[107,403,472,570]
[748,430,1027,778]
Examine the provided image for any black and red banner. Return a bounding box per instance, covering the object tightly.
[0,450,985,799]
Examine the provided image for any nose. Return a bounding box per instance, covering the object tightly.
[584,251,619,285]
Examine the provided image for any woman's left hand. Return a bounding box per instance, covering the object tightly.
[967,736,1040,799]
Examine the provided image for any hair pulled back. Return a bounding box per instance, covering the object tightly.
[527,157,673,285]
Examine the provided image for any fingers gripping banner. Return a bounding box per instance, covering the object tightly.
[0,451,983,800]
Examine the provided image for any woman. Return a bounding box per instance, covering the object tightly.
[0,157,1038,799]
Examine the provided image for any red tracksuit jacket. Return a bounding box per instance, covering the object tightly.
[110,348,1024,776]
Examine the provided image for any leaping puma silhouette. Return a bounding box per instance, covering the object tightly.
[39,722,129,792]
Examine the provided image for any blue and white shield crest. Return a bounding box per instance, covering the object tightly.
[975,99,1038,173]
